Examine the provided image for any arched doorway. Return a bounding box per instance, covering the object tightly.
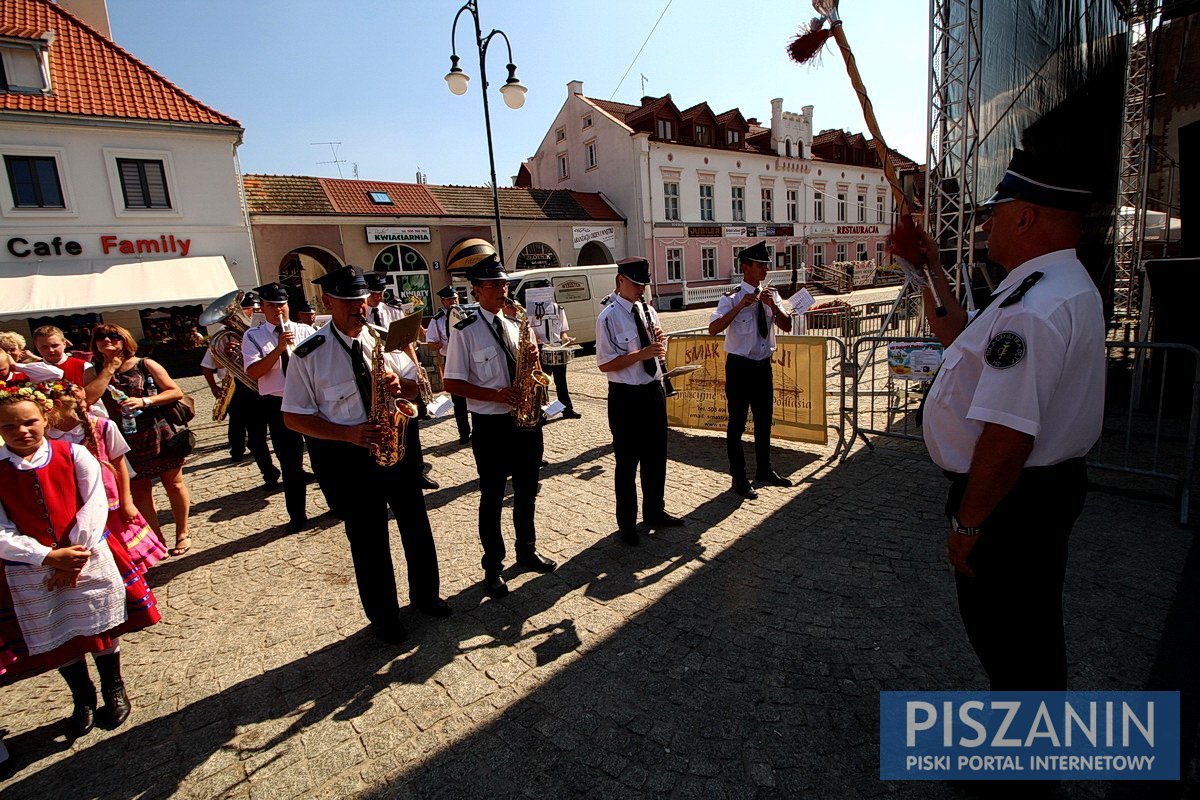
[515,242,560,270]
[578,240,612,265]
[278,247,343,312]
[372,245,432,314]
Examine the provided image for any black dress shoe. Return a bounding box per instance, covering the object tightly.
[419,475,440,490]
[458,434,472,444]
[415,598,453,618]
[756,469,793,487]
[539,458,549,468]
[646,513,685,527]
[370,619,409,644]
[230,452,245,463]
[732,481,758,500]
[303,471,318,484]
[618,528,641,546]
[262,469,281,492]
[285,517,308,535]
[561,409,582,419]
[69,702,95,738]
[484,573,509,598]
[98,682,130,728]
[515,551,557,572]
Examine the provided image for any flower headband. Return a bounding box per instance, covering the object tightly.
[0,382,54,411]
[38,380,76,399]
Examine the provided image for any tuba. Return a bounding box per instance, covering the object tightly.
[363,320,419,467]
[199,290,259,421]
[505,298,551,430]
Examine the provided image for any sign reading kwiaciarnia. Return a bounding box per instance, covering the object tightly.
[665,334,827,445]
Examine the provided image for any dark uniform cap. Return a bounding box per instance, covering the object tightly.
[436,285,456,299]
[616,257,651,285]
[254,282,289,304]
[313,265,369,299]
[464,253,509,283]
[364,272,389,292]
[293,297,315,313]
[738,241,771,264]
[239,291,258,308]
[982,148,1092,212]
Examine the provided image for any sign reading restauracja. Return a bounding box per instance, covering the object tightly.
[366,226,432,244]
[7,234,193,258]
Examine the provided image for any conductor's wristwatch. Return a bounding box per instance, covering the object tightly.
[950,516,982,537]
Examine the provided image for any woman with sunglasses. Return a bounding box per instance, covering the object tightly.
[89,325,193,556]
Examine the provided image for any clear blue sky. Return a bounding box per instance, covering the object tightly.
[107,0,929,186]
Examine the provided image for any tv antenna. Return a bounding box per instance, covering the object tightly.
[640,73,649,95]
[311,141,346,178]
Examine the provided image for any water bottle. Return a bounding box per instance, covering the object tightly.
[120,406,138,435]
[144,374,158,397]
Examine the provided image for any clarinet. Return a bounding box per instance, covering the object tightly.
[640,296,675,397]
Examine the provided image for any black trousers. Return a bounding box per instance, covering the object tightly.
[470,412,543,574]
[306,423,440,623]
[945,458,1088,690]
[451,393,471,440]
[228,385,276,479]
[607,382,667,532]
[261,395,307,524]
[724,353,775,481]
[546,363,574,412]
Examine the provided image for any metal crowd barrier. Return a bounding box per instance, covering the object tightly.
[843,335,1200,525]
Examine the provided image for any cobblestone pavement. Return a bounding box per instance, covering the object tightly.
[1,298,1196,799]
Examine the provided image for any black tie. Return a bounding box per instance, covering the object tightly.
[493,317,517,381]
[373,307,383,327]
[632,305,658,378]
[275,325,290,375]
[350,339,372,410]
[755,296,769,337]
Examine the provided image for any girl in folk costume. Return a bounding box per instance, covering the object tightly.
[44,381,168,572]
[0,384,160,748]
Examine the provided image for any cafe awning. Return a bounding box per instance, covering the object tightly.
[0,256,238,321]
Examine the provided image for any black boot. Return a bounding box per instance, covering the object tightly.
[94,652,131,728]
[58,660,96,738]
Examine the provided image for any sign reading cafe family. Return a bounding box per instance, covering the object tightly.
[7,234,193,258]
[366,227,431,244]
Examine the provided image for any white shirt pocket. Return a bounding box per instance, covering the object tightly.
[472,345,504,382]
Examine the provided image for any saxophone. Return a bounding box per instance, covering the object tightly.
[505,298,551,430]
[363,320,418,467]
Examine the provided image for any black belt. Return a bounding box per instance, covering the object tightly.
[943,457,1086,485]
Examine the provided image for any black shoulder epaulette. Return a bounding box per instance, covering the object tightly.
[293,334,325,358]
[999,271,1044,308]
[723,288,739,297]
[600,294,612,307]
[454,313,477,330]
[432,309,446,319]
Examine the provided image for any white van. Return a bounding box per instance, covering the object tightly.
[453,264,651,347]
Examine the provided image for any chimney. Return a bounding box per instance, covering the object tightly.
[640,96,656,106]
[746,118,759,126]
[55,0,112,39]
[567,80,583,97]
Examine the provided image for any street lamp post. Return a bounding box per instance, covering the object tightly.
[445,1,526,265]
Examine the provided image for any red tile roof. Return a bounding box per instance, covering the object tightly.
[319,179,445,216]
[243,175,622,222]
[0,0,237,127]
[242,175,334,214]
[587,98,639,120]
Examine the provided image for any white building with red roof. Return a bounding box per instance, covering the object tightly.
[0,0,256,350]
[520,81,918,308]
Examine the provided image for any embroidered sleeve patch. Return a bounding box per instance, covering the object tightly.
[985,331,1026,369]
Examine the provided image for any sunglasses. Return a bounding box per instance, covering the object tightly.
[94,333,123,341]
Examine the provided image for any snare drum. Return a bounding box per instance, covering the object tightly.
[540,346,573,367]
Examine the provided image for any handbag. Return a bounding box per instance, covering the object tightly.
[136,359,196,426]
[162,426,197,458]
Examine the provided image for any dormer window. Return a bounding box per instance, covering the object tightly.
[656,119,674,140]
[368,191,393,205]
[695,124,710,145]
[726,130,741,146]
[582,115,592,129]
[0,39,53,95]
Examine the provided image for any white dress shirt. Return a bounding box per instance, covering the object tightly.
[442,307,518,414]
[243,320,316,398]
[596,294,664,385]
[923,249,1106,473]
[0,440,109,565]
[532,303,569,346]
[367,301,404,330]
[200,348,226,383]
[710,281,778,361]
[282,324,409,426]
[47,420,131,461]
